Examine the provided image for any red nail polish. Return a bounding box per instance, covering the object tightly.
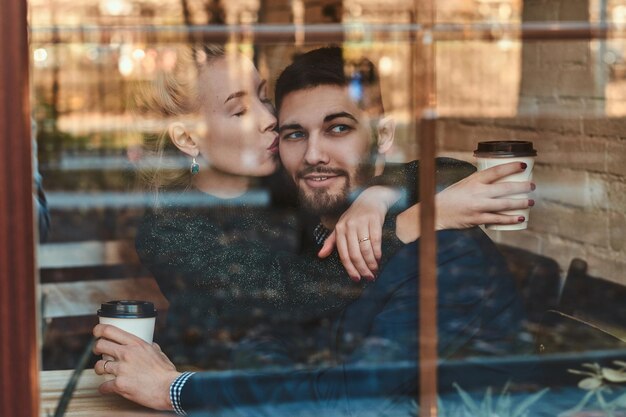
[528,199,535,206]
[521,162,527,169]
[518,216,526,223]
[530,183,536,191]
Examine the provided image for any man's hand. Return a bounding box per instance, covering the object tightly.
[318,186,400,282]
[92,324,181,411]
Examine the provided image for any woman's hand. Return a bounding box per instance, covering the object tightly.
[395,161,535,243]
[318,186,401,282]
[92,324,180,411]
[435,161,534,230]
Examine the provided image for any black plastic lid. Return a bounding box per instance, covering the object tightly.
[473,141,537,158]
[97,300,157,318]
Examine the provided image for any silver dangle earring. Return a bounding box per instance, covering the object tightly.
[190,157,200,175]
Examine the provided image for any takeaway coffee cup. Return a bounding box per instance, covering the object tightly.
[474,141,537,231]
[98,300,157,360]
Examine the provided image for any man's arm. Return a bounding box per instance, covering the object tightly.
[178,229,527,412]
[94,228,528,414]
[90,243,417,413]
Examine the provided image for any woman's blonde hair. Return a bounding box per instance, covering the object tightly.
[135,44,225,204]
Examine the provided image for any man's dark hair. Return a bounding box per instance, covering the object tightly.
[275,46,384,116]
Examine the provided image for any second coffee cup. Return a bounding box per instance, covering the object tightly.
[473,140,537,231]
[97,300,157,360]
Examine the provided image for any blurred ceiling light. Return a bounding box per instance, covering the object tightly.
[142,56,156,73]
[141,48,157,73]
[478,4,491,17]
[292,0,304,45]
[614,6,626,25]
[161,49,178,71]
[497,38,513,51]
[33,48,48,62]
[240,10,258,24]
[379,56,393,76]
[603,50,619,65]
[132,48,145,60]
[498,4,512,20]
[99,0,133,16]
[349,3,362,18]
[118,55,134,76]
[86,47,99,61]
[292,0,304,24]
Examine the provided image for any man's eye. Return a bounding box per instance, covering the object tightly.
[281,131,305,141]
[329,124,351,134]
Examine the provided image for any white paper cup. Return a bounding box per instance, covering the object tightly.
[474,141,537,231]
[97,300,157,361]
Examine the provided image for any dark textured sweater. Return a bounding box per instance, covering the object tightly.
[135,188,374,367]
[135,192,365,324]
[134,158,475,367]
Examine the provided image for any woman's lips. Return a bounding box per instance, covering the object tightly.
[267,136,279,154]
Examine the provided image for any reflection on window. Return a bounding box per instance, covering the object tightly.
[32,1,625,416]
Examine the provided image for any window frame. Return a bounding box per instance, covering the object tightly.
[0,0,40,416]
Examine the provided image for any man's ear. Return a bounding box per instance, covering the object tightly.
[168,122,199,157]
[376,116,395,154]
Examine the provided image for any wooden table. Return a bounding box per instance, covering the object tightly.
[40,369,170,416]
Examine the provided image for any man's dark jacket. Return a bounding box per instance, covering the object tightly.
[180,226,527,414]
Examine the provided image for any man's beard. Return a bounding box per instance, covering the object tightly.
[296,162,375,217]
[298,181,351,217]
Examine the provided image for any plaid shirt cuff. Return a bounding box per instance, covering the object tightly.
[170,371,195,415]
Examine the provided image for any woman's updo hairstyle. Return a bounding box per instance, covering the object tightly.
[136,44,225,203]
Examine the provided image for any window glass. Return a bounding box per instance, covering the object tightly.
[32,1,625,416]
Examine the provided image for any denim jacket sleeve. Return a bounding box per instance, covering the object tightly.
[177,229,528,414]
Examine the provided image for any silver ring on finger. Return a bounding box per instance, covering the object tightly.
[358,236,370,243]
[103,360,112,374]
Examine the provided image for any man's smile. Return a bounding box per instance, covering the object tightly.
[301,173,344,189]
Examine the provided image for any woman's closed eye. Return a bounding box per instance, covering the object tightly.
[233,107,248,117]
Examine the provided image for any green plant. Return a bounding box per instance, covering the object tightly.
[452,382,548,417]
[562,361,626,417]
[407,382,548,417]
